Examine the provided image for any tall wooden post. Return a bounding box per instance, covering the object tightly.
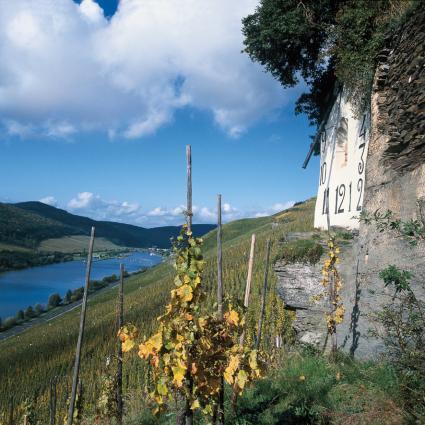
[182,145,193,425]
[116,264,124,425]
[67,227,95,425]
[216,195,224,424]
[23,415,29,425]
[8,396,13,425]
[256,238,271,350]
[217,194,223,319]
[186,145,192,233]
[49,377,57,425]
[239,234,256,346]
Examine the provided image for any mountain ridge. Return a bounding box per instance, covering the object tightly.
[1,201,215,250]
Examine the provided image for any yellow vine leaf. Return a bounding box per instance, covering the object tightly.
[138,342,151,359]
[118,324,138,342]
[224,354,240,384]
[236,370,248,389]
[249,350,260,376]
[191,399,200,410]
[121,338,135,353]
[224,309,239,326]
[176,284,193,302]
[151,332,163,351]
[157,380,168,396]
[172,363,187,388]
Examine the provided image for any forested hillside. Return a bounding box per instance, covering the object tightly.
[0,201,215,250]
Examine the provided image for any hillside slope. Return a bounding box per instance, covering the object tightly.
[0,198,315,421]
[0,203,79,249]
[1,201,215,249]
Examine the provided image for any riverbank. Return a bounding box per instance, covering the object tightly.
[0,268,147,342]
[0,250,74,272]
[0,250,163,320]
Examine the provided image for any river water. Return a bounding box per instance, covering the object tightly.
[0,251,162,319]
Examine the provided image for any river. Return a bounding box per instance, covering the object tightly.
[0,251,162,320]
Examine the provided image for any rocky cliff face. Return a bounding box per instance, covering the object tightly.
[275,260,327,347]
[351,6,425,358]
[276,7,425,358]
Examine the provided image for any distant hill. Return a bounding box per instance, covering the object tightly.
[0,201,215,250]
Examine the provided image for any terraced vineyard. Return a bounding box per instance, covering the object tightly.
[0,199,315,422]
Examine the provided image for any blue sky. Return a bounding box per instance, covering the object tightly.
[0,0,319,227]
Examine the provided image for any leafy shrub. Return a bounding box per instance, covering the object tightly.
[360,209,425,246]
[373,270,425,421]
[275,239,323,265]
[228,352,401,424]
[379,265,412,293]
[15,309,25,321]
[335,230,353,241]
[47,293,62,308]
[2,316,17,330]
[24,306,35,319]
[34,304,44,316]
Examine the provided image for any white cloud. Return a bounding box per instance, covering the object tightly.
[79,0,104,24]
[0,0,293,140]
[39,196,58,207]
[254,201,295,217]
[67,191,141,221]
[68,192,99,209]
[60,191,294,227]
[46,122,76,138]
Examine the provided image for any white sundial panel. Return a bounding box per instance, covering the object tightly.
[314,92,370,230]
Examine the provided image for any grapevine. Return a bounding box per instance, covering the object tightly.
[118,225,264,418]
[316,237,344,352]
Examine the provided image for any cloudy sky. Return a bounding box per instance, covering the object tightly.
[0,0,319,227]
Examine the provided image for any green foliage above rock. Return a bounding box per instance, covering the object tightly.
[275,238,324,265]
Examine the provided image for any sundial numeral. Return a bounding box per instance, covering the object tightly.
[335,184,346,214]
[357,178,364,211]
[349,182,352,212]
[320,162,327,185]
[359,113,367,139]
[358,143,366,174]
[322,188,329,215]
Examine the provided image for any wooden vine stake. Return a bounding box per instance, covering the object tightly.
[184,144,194,425]
[67,227,95,425]
[256,238,271,349]
[239,234,256,346]
[231,233,256,407]
[49,377,57,425]
[217,194,223,319]
[116,264,125,425]
[216,194,224,425]
[186,145,192,233]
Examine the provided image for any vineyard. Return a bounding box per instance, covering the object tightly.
[0,189,316,423]
[0,149,419,424]
[0,191,417,424]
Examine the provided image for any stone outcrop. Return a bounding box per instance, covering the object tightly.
[275,260,327,347]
